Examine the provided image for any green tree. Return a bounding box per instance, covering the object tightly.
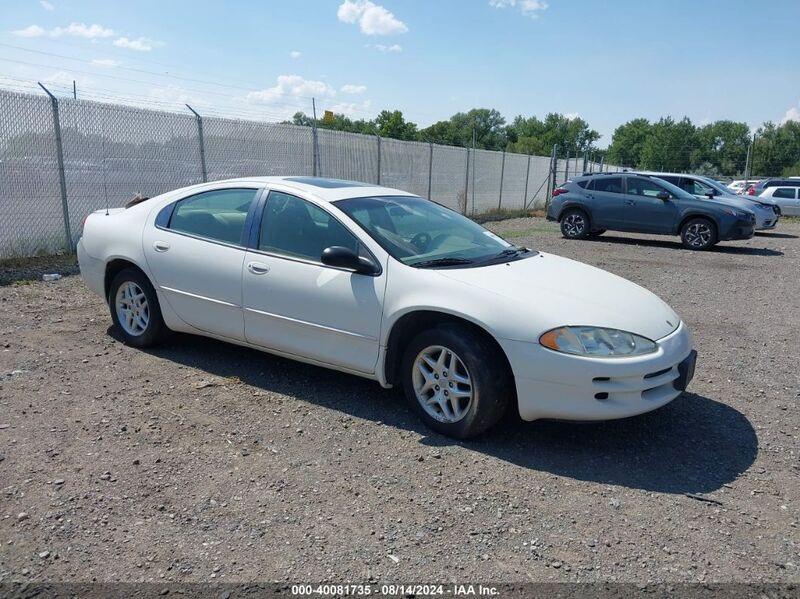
[639,117,697,172]
[418,108,508,150]
[691,120,750,175]
[506,113,600,157]
[374,110,418,141]
[752,120,800,177]
[606,118,651,168]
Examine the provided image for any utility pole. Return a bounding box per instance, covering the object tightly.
[311,97,320,177]
[72,80,76,100]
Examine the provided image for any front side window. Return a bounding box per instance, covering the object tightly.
[627,177,669,197]
[773,188,797,199]
[679,178,713,196]
[259,191,358,261]
[169,188,256,245]
[593,177,623,194]
[335,195,524,268]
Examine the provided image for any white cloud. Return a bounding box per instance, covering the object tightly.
[40,0,55,10]
[13,22,114,38]
[563,112,579,120]
[12,25,45,37]
[781,102,800,124]
[44,70,91,87]
[371,43,402,52]
[290,50,302,59]
[246,74,336,106]
[113,36,162,51]
[341,84,367,94]
[91,58,119,67]
[337,0,408,35]
[329,99,373,117]
[489,0,549,18]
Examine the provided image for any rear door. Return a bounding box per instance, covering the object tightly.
[586,176,627,228]
[622,176,679,233]
[143,187,261,341]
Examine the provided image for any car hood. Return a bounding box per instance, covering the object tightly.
[695,193,774,209]
[435,253,680,342]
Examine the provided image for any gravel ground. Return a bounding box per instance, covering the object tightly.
[0,218,798,585]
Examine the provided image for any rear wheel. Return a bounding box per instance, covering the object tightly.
[680,218,717,250]
[560,209,590,239]
[401,324,511,439]
[109,268,167,347]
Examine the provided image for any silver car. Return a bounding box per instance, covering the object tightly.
[636,172,780,231]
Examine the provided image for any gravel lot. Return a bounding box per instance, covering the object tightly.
[1,218,798,586]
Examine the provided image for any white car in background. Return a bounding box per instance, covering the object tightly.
[77,177,696,439]
[759,184,800,216]
[727,180,762,195]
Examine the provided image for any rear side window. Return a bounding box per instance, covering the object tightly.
[679,178,713,196]
[773,188,797,199]
[659,175,680,186]
[169,188,257,245]
[593,177,623,194]
[576,180,589,189]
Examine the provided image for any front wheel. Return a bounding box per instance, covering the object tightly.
[401,324,511,439]
[109,267,167,347]
[680,218,717,250]
[560,209,590,239]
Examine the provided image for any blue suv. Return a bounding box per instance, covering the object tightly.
[546,173,756,250]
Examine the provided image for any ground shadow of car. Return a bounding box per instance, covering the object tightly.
[586,234,783,256]
[130,330,758,497]
[754,231,799,239]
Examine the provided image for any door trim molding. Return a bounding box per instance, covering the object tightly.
[161,286,241,308]
[244,306,377,341]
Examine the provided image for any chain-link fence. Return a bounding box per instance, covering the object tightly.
[0,88,619,257]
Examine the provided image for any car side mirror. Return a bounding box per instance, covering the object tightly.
[321,246,379,275]
[705,191,715,198]
[656,191,670,201]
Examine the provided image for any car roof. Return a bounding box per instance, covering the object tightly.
[184,176,415,202]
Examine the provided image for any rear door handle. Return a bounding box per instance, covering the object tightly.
[624,199,635,206]
[585,194,594,200]
[247,261,269,275]
[153,241,170,252]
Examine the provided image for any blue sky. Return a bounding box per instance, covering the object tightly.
[2,0,799,146]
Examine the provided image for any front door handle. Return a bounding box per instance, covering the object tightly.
[247,261,270,275]
[624,199,635,206]
[153,241,170,252]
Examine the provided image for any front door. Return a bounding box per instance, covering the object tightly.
[142,187,260,341]
[242,190,385,374]
[622,176,678,234]
[587,176,627,229]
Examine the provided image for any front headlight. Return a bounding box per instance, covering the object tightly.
[539,326,658,358]
[723,207,749,219]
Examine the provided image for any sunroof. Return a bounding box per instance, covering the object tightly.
[284,177,370,189]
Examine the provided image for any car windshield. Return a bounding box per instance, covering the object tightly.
[335,195,531,267]
[699,177,732,196]
[648,177,696,200]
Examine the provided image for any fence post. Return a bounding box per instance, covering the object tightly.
[498,149,506,210]
[582,150,588,174]
[38,82,72,252]
[464,148,471,215]
[523,154,531,209]
[564,151,570,181]
[185,104,207,183]
[376,135,381,185]
[427,142,433,200]
[599,155,604,172]
[544,144,557,214]
[311,97,319,176]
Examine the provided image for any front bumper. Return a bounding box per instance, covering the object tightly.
[754,207,780,230]
[719,215,755,241]
[499,321,695,421]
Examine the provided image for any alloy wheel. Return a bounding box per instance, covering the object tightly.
[563,213,586,237]
[412,345,473,423]
[685,222,712,247]
[115,281,150,336]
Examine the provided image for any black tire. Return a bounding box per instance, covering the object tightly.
[108,267,167,347]
[560,208,590,239]
[588,229,606,237]
[680,217,718,250]
[401,323,512,439]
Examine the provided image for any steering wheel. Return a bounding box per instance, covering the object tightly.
[410,232,432,252]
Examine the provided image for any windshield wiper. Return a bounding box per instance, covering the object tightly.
[481,246,532,262]
[412,257,475,268]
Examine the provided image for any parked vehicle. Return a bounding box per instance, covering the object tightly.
[78,177,696,439]
[546,172,756,250]
[636,171,780,230]
[748,178,800,198]
[728,180,761,195]
[759,184,800,216]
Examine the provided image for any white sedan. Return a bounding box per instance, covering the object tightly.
[78,177,696,439]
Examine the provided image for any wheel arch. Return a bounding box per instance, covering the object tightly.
[382,309,516,394]
[104,257,149,300]
[675,212,718,236]
[557,203,592,224]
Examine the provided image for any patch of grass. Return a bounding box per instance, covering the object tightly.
[470,207,545,224]
[0,253,79,286]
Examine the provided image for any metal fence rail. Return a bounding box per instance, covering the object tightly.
[0,88,619,257]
